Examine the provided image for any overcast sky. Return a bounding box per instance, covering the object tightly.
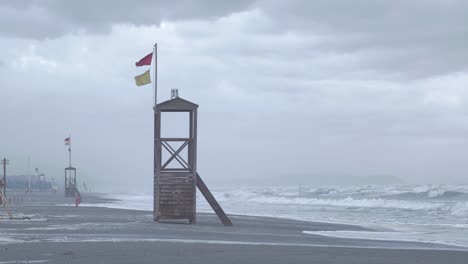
[1,1,468,192]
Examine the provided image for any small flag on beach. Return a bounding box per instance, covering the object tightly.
[134,69,151,86]
[64,137,71,146]
[135,52,153,67]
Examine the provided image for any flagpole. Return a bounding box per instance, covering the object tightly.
[154,43,158,106]
[153,43,158,216]
[28,156,31,200]
[69,135,72,167]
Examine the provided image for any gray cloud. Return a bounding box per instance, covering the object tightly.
[3,1,467,79]
[254,0,468,78]
[0,0,254,39]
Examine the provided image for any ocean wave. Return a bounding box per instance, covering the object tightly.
[214,185,468,216]
[234,195,444,210]
[449,202,468,216]
[223,184,468,201]
[382,190,467,200]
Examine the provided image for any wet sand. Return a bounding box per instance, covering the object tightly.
[1,192,467,263]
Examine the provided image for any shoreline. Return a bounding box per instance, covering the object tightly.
[1,192,468,263]
[78,192,468,249]
[75,192,376,228]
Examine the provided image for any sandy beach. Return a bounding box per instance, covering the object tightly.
[1,192,468,264]
[2,0,468,262]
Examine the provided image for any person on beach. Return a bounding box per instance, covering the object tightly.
[75,188,81,207]
[75,195,81,207]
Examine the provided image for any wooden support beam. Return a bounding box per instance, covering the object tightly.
[161,141,190,169]
[196,173,232,226]
[161,141,189,169]
[160,138,190,141]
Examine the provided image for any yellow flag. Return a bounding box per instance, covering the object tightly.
[134,70,151,86]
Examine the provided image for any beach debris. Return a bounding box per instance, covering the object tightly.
[12,216,32,220]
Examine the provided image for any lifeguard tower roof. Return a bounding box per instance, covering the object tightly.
[156,97,198,111]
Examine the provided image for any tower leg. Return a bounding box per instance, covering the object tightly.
[196,173,232,226]
[189,217,196,224]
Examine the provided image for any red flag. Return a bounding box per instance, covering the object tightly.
[135,52,153,67]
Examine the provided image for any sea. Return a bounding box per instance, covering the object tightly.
[89,184,468,248]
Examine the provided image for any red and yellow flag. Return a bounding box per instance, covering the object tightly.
[134,69,151,86]
[135,52,153,67]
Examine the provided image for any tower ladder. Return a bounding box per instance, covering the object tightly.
[0,187,13,220]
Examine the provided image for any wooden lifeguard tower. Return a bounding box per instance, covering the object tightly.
[0,178,4,206]
[64,167,77,197]
[1,158,7,203]
[0,158,13,219]
[153,91,232,226]
[64,136,78,197]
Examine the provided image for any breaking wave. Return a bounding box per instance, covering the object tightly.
[214,184,468,216]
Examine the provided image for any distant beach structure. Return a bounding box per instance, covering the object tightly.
[64,136,79,197]
[6,174,55,191]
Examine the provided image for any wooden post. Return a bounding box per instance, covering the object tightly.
[1,158,8,200]
[191,109,197,224]
[196,173,232,226]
